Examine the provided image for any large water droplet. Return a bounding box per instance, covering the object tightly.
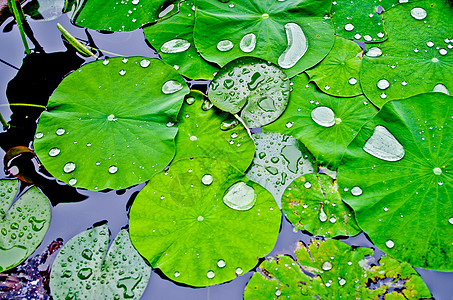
[322,261,332,271]
[81,249,93,260]
[207,271,215,279]
[278,23,308,69]
[363,125,405,161]
[140,59,150,68]
[240,33,257,53]
[386,240,394,248]
[351,186,362,196]
[158,4,175,18]
[223,182,257,211]
[217,259,226,268]
[49,148,61,157]
[56,128,65,135]
[35,132,43,139]
[28,216,46,231]
[377,79,390,90]
[247,72,265,90]
[63,162,76,173]
[281,144,302,174]
[217,40,234,52]
[366,47,382,57]
[235,267,243,275]
[410,7,427,20]
[220,120,238,131]
[344,23,354,31]
[68,178,77,186]
[202,174,213,186]
[161,39,191,53]
[77,267,93,280]
[162,80,184,94]
[311,106,335,127]
[119,70,126,76]
[433,84,450,95]
[109,166,118,174]
[107,114,117,121]
[433,167,442,175]
[117,275,142,298]
[319,207,327,222]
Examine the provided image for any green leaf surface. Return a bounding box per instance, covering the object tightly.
[282,173,360,237]
[306,36,364,97]
[244,239,433,299]
[174,91,255,173]
[34,57,189,191]
[144,0,219,80]
[0,180,51,272]
[246,132,315,209]
[208,57,291,128]
[338,93,453,270]
[194,0,334,77]
[50,225,151,300]
[263,73,377,169]
[129,157,281,287]
[360,0,453,107]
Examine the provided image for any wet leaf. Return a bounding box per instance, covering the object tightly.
[49,225,151,300]
[338,93,453,271]
[34,57,189,191]
[360,0,453,107]
[263,73,377,169]
[0,180,51,272]
[244,239,433,299]
[282,173,360,237]
[129,157,281,287]
[194,0,334,77]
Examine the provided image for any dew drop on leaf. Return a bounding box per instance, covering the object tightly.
[49,148,61,157]
[223,182,257,211]
[217,40,234,52]
[311,106,335,128]
[63,162,76,173]
[278,23,308,69]
[161,39,191,53]
[240,33,257,53]
[207,270,215,279]
[162,80,184,94]
[410,7,427,20]
[201,174,213,186]
[363,125,405,161]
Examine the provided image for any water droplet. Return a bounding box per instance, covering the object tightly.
[223,79,235,89]
[363,125,405,161]
[102,59,109,66]
[217,40,234,52]
[339,278,346,286]
[366,47,382,57]
[117,275,142,298]
[35,132,43,139]
[122,58,128,63]
[427,41,434,47]
[174,272,180,278]
[77,267,93,280]
[162,80,184,94]
[278,23,308,69]
[217,260,226,268]
[158,4,175,18]
[223,182,256,211]
[185,97,195,105]
[68,178,77,186]
[62,270,72,278]
[166,122,175,127]
[49,147,61,157]
[433,167,442,175]
[410,7,427,20]
[235,268,243,275]
[275,290,282,296]
[351,186,362,196]
[377,32,385,38]
[202,174,213,186]
[109,166,118,174]
[354,33,362,40]
[304,182,311,189]
[386,240,394,248]
[432,57,439,63]
[348,77,357,85]
[319,207,327,222]
[377,79,390,90]
[56,128,65,135]
[81,249,93,260]
[240,33,257,53]
[161,39,191,53]
[281,144,302,174]
[285,122,293,128]
[344,23,354,31]
[132,0,139,5]
[311,106,335,127]
[63,162,76,173]
[207,271,215,279]
[119,70,126,76]
[262,13,269,19]
[197,216,204,221]
[322,261,332,271]
[107,114,117,121]
[439,49,447,56]
[140,59,150,68]
[433,84,450,95]
[449,218,453,225]
[220,120,238,130]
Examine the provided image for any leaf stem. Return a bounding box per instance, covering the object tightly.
[7,0,30,55]
[57,23,96,58]
[234,114,253,142]
[0,112,9,128]
[0,103,47,109]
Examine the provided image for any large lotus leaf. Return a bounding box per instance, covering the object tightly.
[50,225,151,300]
[282,173,360,237]
[246,132,315,209]
[194,0,334,78]
[244,239,433,299]
[263,73,377,169]
[360,0,453,107]
[72,0,177,32]
[306,36,364,97]
[129,157,281,287]
[208,57,291,128]
[0,180,51,272]
[338,93,452,271]
[34,57,189,191]
[144,0,219,80]
[173,91,255,172]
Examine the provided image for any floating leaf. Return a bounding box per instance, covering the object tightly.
[0,180,51,272]
[129,157,281,287]
[34,57,189,191]
[144,0,219,80]
[194,0,334,77]
[244,239,433,299]
[208,57,291,128]
[173,91,255,172]
[246,132,315,209]
[50,225,151,300]
[338,93,452,271]
[23,0,65,21]
[282,173,360,237]
[360,0,453,107]
[306,36,364,97]
[263,73,377,169]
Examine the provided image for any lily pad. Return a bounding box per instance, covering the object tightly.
[34,57,189,191]
[144,0,219,80]
[50,225,151,300]
[194,0,334,77]
[244,239,433,299]
[338,93,453,271]
[129,157,281,287]
[0,180,51,272]
[208,57,291,128]
[173,91,255,173]
[282,173,360,238]
[246,132,315,209]
[263,73,377,169]
[360,0,453,107]
[306,36,364,97]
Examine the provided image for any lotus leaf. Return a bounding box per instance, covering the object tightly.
[50,225,151,300]
[174,90,255,173]
[208,57,291,128]
[129,157,281,287]
[263,73,377,169]
[360,0,453,107]
[244,239,433,299]
[338,93,452,271]
[0,180,51,272]
[34,57,189,191]
[194,0,335,77]
[306,36,364,97]
[246,132,315,209]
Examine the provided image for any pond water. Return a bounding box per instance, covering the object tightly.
[0,9,452,300]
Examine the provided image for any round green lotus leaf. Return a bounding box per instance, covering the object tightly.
[263,73,377,169]
[282,173,360,238]
[194,0,334,78]
[144,0,219,80]
[244,239,433,299]
[50,225,151,300]
[129,157,281,287]
[246,132,315,209]
[0,179,51,272]
[360,0,453,107]
[338,93,452,271]
[208,57,291,128]
[306,36,364,97]
[174,91,255,172]
[34,57,189,191]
